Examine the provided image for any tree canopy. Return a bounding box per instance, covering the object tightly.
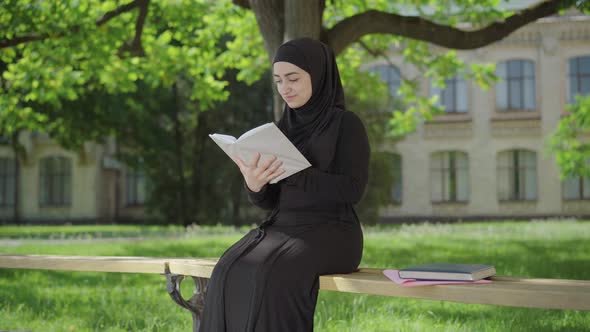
[2,0,587,138]
[1,0,589,224]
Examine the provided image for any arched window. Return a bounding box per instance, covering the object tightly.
[0,157,16,206]
[568,55,590,102]
[39,156,72,206]
[431,75,468,113]
[391,154,402,204]
[497,149,537,201]
[495,60,536,111]
[430,151,469,202]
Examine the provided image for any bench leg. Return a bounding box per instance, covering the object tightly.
[164,266,209,332]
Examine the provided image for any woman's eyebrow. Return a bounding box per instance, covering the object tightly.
[273,72,300,77]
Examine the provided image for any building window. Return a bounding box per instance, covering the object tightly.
[497,150,537,201]
[39,156,72,206]
[370,64,402,107]
[0,158,16,207]
[563,176,590,200]
[126,168,146,206]
[430,151,469,203]
[391,154,402,204]
[431,76,468,113]
[568,55,590,102]
[496,60,536,111]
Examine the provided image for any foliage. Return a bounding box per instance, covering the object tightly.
[548,95,590,178]
[0,1,265,141]
[1,1,270,225]
[336,47,397,224]
[106,69,272,226]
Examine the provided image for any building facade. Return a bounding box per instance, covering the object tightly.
[376,13,590,221]
[0,133,144,223]
[1,13,589,223]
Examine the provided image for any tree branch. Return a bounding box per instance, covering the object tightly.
[0,0,143,49]
[232,0,251,9]
[119,0,149,56]
[356,39,413,82]
[326,0,570,55]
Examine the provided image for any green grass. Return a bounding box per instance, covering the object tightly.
[1,220,590,331]
[0,223,253,240]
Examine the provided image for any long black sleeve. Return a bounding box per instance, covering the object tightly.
[292,111,370,204]
[245,182,280,210]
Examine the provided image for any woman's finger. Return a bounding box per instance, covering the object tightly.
[251,152,261,168]
[233,157,246,170]
[260,160,282,179]
[268,168,286,181]
[259,155,277,171]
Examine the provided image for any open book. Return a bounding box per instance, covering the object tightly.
[209,123,311,184]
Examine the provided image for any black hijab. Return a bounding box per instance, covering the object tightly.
[273,38,345,165]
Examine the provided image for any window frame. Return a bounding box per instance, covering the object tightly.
[568,55,590,102]
[431,75,468,114]
[497,149,538,202]
[39,156,72,207]
[0,157,16,207]
[430,151,470,203]
[495,59,536,112]
[125,168,147,207]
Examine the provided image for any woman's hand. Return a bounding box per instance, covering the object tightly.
[233,153,285,192]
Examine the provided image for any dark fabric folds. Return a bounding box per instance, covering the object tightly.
[199,38,369,332]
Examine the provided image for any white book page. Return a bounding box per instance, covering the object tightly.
[210,134,237,144]
[237,123,274,141]
[209,123,311,184]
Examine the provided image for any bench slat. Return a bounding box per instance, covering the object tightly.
[1,254,589,311]
[320,269,590,311]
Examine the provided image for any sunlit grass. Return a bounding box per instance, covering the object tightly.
[1,220,589,331]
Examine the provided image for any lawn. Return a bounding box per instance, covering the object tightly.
[1,220,590,331]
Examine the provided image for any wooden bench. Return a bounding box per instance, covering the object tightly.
[1,254,589,331]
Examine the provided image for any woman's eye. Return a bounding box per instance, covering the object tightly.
[289,79,299,83]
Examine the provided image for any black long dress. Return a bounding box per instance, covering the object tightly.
[199,111,369,331]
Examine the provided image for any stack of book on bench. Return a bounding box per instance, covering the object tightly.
[383,263,496,287]
[399,263,496,281]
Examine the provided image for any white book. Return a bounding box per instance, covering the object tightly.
[209,123,312,184]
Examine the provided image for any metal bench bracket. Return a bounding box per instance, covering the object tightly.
[164,263,209,332]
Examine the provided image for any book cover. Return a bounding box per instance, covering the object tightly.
[209,123,311,184]
[399,263,496,281]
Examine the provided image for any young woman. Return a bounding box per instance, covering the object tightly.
[199,37,370,332]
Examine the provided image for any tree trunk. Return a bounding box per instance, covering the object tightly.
[249,0,323,121]
[249,0,284,61]
[192,109,208,225]
[172,83,190,226]
[11,130,20,224]
[284,0,322,40]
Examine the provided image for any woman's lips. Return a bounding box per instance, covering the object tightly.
[284,95,296,101]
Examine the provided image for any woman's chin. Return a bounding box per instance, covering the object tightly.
[286,101,301,108]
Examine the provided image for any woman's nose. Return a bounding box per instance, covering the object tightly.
[279,84,290,95]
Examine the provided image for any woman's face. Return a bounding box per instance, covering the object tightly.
[273,61,312,109]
